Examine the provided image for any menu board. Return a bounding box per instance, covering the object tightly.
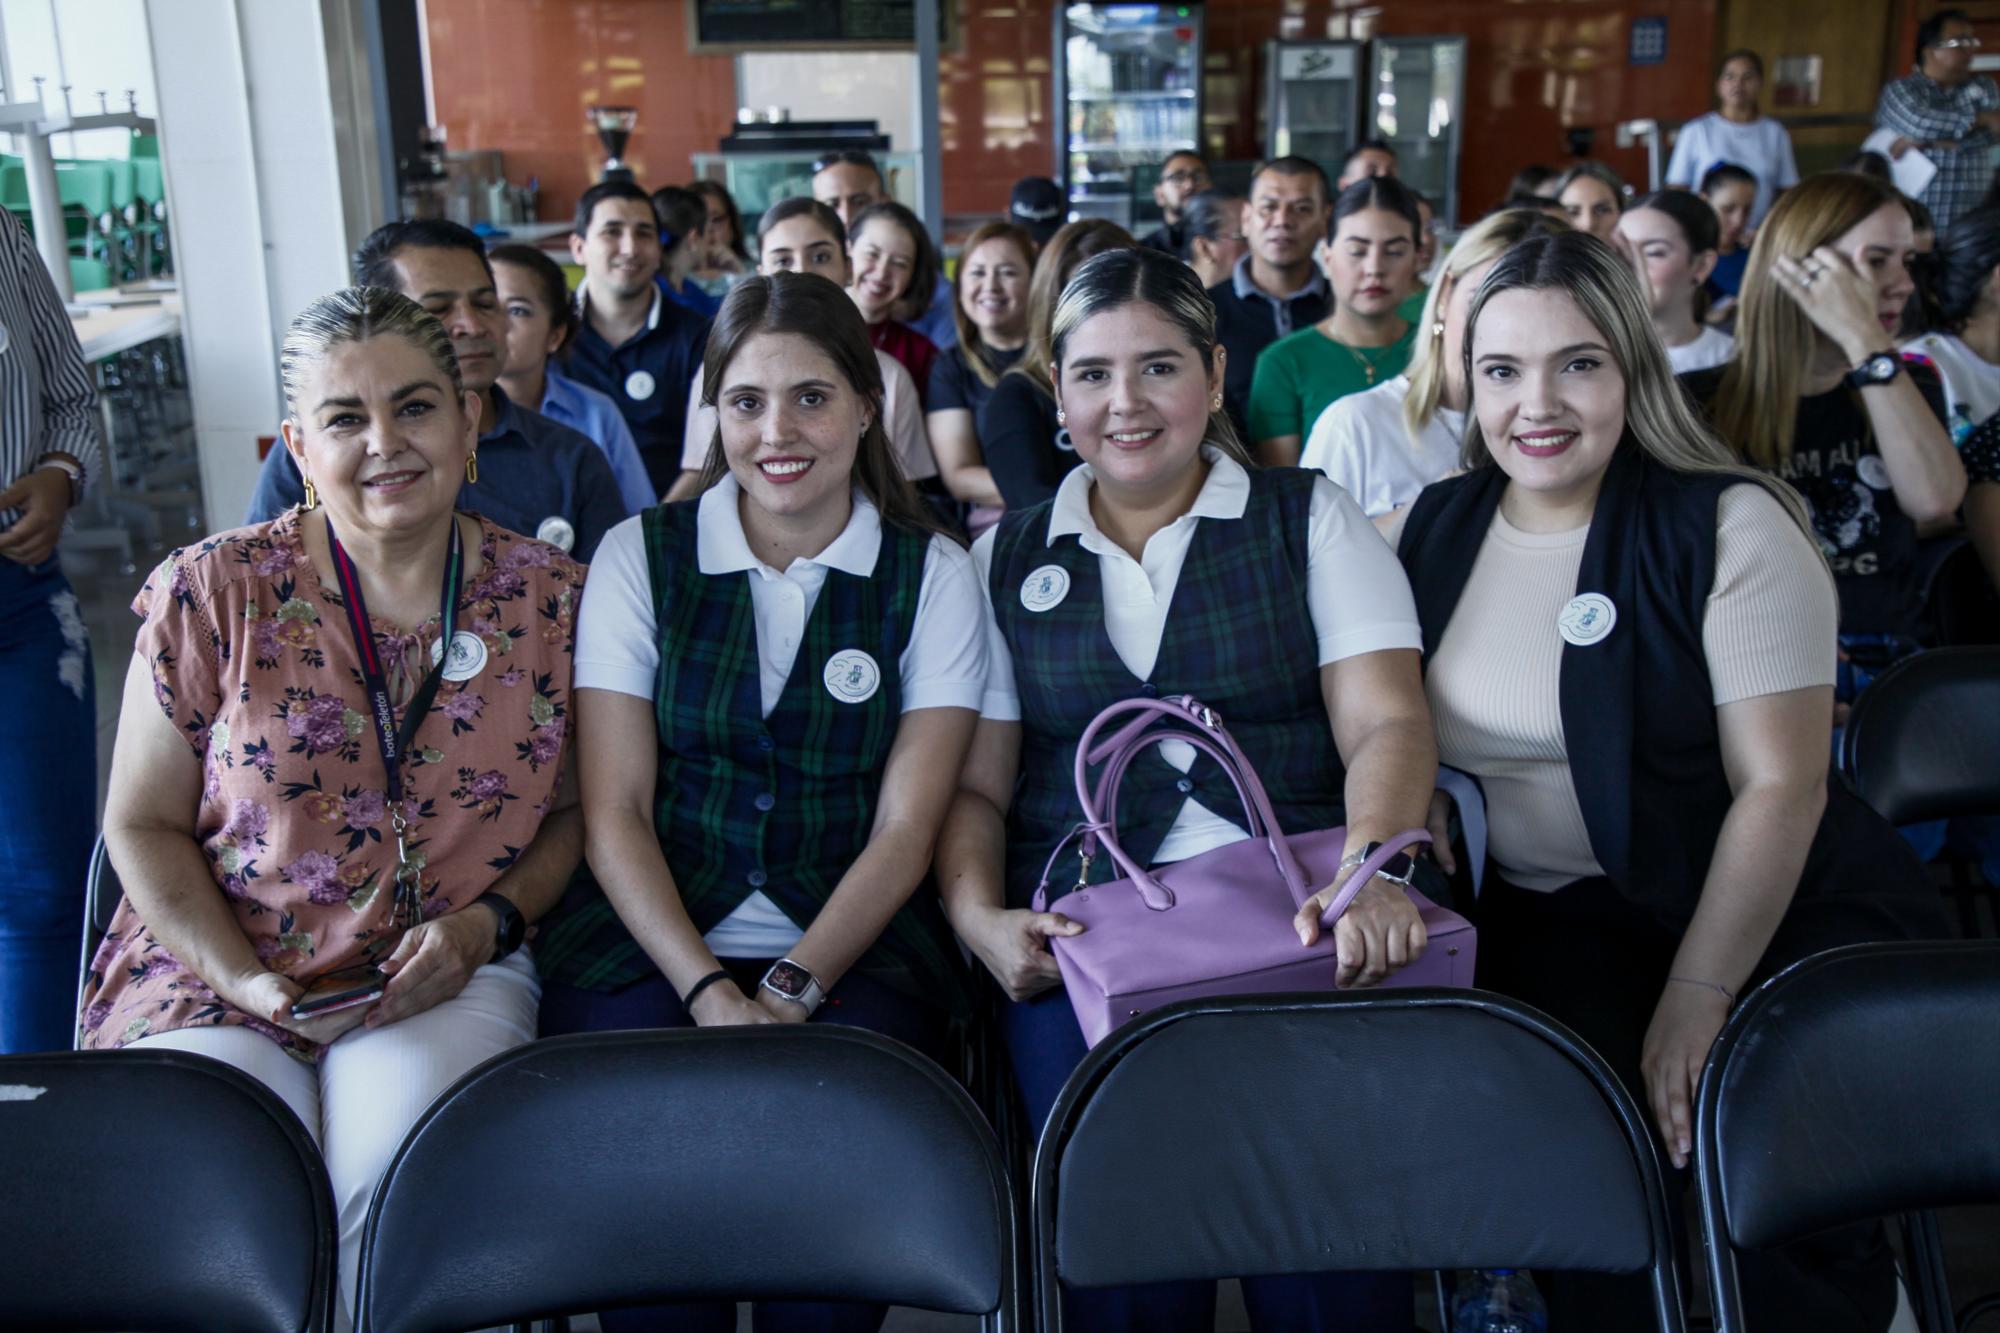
[693,0,944,48]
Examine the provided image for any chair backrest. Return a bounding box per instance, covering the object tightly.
[73,833,123,1047]
[1840,647,2000,825]
[1696,941,2000,1332]
[0,1048,336,1332]
[1033,991,1685,1333]
[355,1026,1016,1333]
[1925,539,2000,647]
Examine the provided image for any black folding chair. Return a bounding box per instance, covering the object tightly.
[1032,990,1687,1332]
[1920,538,2000,648]
[1841,646,2000,935]
[1696,941,2000,1333]
[0,1047,337,1331]
[72,833,123,1047]
[354,1026,1018,1333]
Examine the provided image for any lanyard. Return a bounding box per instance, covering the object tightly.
[325,515,464,929]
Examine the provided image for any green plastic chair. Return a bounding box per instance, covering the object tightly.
[69,255,109,291]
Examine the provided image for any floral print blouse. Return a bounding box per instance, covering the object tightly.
[80,508,583,1060]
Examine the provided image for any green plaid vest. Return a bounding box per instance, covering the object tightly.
[989,466,1343,908]
[535,502,967,1011]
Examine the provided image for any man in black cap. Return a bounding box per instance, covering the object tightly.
[1009,177,1066,249]
[1139,150,1210,255]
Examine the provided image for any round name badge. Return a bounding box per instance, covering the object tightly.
[430,629,489,682]
[823,649,881,704]
[1856,455,1892,491]
[1557,593,1617,648]
[1020,564,1071,613]
[624,369,657,401]
[536,515,577,552]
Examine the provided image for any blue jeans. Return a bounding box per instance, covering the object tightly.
[0,556,95,1053]
[1002,989,1413,1333]
[540,962,948,1333]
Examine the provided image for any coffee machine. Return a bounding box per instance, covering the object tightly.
[591,105,638,183]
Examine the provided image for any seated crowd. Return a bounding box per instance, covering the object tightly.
[26,22,2000,1333]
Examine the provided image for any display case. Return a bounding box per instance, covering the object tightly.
[1055,2,1205,233]
[1263,40,1363,176]
[690,149,924,233]
[1366,35,1467,227]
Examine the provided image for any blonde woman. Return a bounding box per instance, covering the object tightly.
[1301,208,1569,516]
[925,221,1035,531]
[1684,171,1966,674]
[1397,229,1941,1330]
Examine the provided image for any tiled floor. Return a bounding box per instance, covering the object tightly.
[61,513,2000,1333]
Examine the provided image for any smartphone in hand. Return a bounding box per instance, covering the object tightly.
[290,963,386,1020]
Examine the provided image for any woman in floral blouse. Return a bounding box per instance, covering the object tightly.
[80,287,585,1320]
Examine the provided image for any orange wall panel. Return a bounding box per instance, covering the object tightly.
[424,0,737,227]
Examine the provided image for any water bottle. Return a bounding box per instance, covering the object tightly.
[1450,1269,1548,1333]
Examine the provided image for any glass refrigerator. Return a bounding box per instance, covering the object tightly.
[1366,35,1468,227]
[1263,40,1364,178]
[1055,3,1205,233]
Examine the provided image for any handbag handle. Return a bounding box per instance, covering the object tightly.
[1072,695,1314,909]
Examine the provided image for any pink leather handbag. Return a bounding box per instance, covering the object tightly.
[1031,694,1476,1046]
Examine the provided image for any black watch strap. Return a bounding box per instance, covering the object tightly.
[1844,351,1902,389]
[472,892,525,960]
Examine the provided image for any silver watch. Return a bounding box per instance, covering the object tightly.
[759,957,824,1015]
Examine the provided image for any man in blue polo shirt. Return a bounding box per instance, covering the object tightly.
[564,181,711,494]
[245,219,627,559]
[1206,155,1332,437]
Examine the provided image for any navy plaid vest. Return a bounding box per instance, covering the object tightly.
[535,501,966,1010]
[989,465,1343,909]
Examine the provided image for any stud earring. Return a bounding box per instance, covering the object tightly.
[1056,408,1067,424]
[1432,320,1446,340]
[1210,394,1223,412]
[302,476,317,509]
[465,452,479,485]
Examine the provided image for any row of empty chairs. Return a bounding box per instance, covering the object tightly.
[5,941,1998,1332]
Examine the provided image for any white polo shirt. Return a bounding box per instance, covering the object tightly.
[974,446,1421,864]
[1301,374,1466,518]
[576,477,987,955]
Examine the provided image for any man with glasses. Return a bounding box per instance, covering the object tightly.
[811,150,959,350]
[1139,149,1210,255]
[1206,155,1332,434]
[1877,8,2000,228]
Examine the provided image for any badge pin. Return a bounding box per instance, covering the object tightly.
[430,629,489,682]
[1557,593,1618,647]
[1020,564,1072,613]
[624,369,657,401]
[1855,455,1892,491]
[823,649,882,704]
[536,516,577,552]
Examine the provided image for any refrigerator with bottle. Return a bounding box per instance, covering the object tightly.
[1262,40,1365,178]
[1055,3,1205,234]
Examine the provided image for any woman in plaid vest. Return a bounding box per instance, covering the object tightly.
[535,271,987,1333]
[936,248,1442,1332]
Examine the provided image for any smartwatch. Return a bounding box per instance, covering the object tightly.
[1844,351,1902,390]
[760,957,825,1016]
[1342,842,1418,888]
[471,892,526,961]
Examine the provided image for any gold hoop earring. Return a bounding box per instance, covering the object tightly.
[465,452,479,485]
[302,477,317,509]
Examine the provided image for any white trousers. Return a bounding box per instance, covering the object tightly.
[132,949,540,1329]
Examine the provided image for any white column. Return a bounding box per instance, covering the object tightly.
[143,0,361,530]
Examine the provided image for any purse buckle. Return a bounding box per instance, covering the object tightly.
[1075,846,1094,889]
